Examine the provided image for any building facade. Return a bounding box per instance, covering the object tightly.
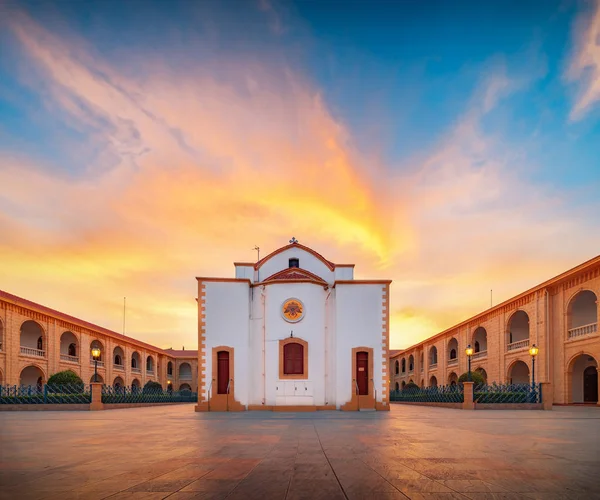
[390,255,600,405]
[195,241,391,411]
[0,291,198,392]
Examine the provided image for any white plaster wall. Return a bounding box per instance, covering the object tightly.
[258,248,335,284]
[257,283,328,406]
[204,281,250,405]
[334,284,385,407]
[334,267,354,280]
[234,265,254,281]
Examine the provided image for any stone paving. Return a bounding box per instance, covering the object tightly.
[0,404,598,500]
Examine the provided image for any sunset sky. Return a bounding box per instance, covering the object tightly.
[1,0,599,350]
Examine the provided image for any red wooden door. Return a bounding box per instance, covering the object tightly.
[217,351,229,394]
[356,351,368,395]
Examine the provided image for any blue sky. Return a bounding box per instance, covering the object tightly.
[0,0,599,349]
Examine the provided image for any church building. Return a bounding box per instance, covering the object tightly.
[195,239,391,411]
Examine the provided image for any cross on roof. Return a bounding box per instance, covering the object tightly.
[289,237,298,244]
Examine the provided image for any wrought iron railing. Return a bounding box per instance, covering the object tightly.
[102,385,197,404]
[568,323,597,339]
[60,354,79,363]
[390,384,464,403]
[0,384,91,404]
[507,339,529,351]
[473,383,541,403]
[20,346,45,357]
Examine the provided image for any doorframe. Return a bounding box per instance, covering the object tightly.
[207,346,244,411]
[342,346,375,410]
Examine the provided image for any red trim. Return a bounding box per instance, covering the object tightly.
[255,243,335,271]
[262,267,328,285]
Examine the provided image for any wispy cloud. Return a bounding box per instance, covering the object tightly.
[567,0,600,121]
[1,9,598,351]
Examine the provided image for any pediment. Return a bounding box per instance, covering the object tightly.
[262,267,328,285]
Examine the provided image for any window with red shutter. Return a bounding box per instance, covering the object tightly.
[283,342,304,375]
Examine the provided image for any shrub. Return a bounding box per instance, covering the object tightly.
[458,371,485,385]
[143,381,162,393]
[47,370,84,386]
[404,381,419,391]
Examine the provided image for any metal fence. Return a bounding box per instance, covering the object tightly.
[389,384,464,403]
[473,383,541,403]
[101,386,197,404]
[0,384,91,404]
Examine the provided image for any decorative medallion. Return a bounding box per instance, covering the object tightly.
[282,298,305,323]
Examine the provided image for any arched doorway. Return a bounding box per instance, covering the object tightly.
[20,320,45,356]
[179,383,192,391]
[113,376,124,388]
[356,351,369,395]
[448,372,458,386]
[507,311,530,350]
[90,374,104,384]
[394,382,399,391]
[20,365,45,387]
[217,351,230,394]
[472,327,488,355]
[447,338,458,361]
[60,331,78,361]
[429,346,438,367]
[179,362,192,380]
[567,291,598,339]
[475,367,488,384]
[508,360,530,384]
[429,375,438,387]
[569,354,598,403]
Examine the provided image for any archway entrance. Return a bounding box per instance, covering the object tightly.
[584,367,598,403]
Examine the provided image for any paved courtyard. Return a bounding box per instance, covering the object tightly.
[0,405,598,500]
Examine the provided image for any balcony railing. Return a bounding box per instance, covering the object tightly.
[20,346,45,357]
[472,350,488,360]
[147,369,155,375]
[429,362,437,369]
[447,358,458,366]
[507,339,530,351]
[132,367,141,373]
[179,374,193,380]
[568,323,598,340]
[90,358,105,368]
[114,364,125,371]
[60,354,79,363]
[408,369,414,375]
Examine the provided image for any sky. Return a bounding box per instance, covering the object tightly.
[0,0,599,350]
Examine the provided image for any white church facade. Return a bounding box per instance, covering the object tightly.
[195,240,391,411]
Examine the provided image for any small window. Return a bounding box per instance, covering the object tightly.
[289,258,299,268]
[283,342,304,375]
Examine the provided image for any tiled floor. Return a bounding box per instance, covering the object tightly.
[0,404,598,499]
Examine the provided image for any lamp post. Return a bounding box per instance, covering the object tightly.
[529,344,539,387]
[91,346,101,383]
[465,344,474,382]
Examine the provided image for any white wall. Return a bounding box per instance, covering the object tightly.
[334,267,354,280]
[334,284,385,407]
[204,281,250,405]
[234,265,254,281]
[258,248,335,284]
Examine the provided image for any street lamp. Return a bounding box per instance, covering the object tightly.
[465,344,474,382]
[91,346,101,383]
[529,343,539,387]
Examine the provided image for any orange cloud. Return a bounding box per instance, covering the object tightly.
[1,11,599,352]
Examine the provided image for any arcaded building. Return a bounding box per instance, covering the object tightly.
[195,240,391,411]
[0,290,198,391]
[390,255,600,405]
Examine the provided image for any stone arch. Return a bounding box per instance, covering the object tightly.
[394,359,399,375]
[179,362,192,379]
[113,376,125,388]
[394,381,399,391]
[475,367,488,384]
[167,361,174,376]
[448,372,458,386]
[20,320,46,355]
[131,378,141,388]
[472,327,487,353]
[401,380,406,390]
[567,290,598,338]
[179,383,192,391]
[507,359,530,384]
[447,338,458,360]
[401,357,406,373]
[90,339,104,361]
[507,310,530,347]
[429,375,438,387]
[60,331,79,359]
[131,351,141,369]
[113,346,125,367]
[408,354,414,371]
[146,355,155,373]
[429,346,438,366]
[20,365,45,386]
[90,374,104,384]
[567,352,598,403]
